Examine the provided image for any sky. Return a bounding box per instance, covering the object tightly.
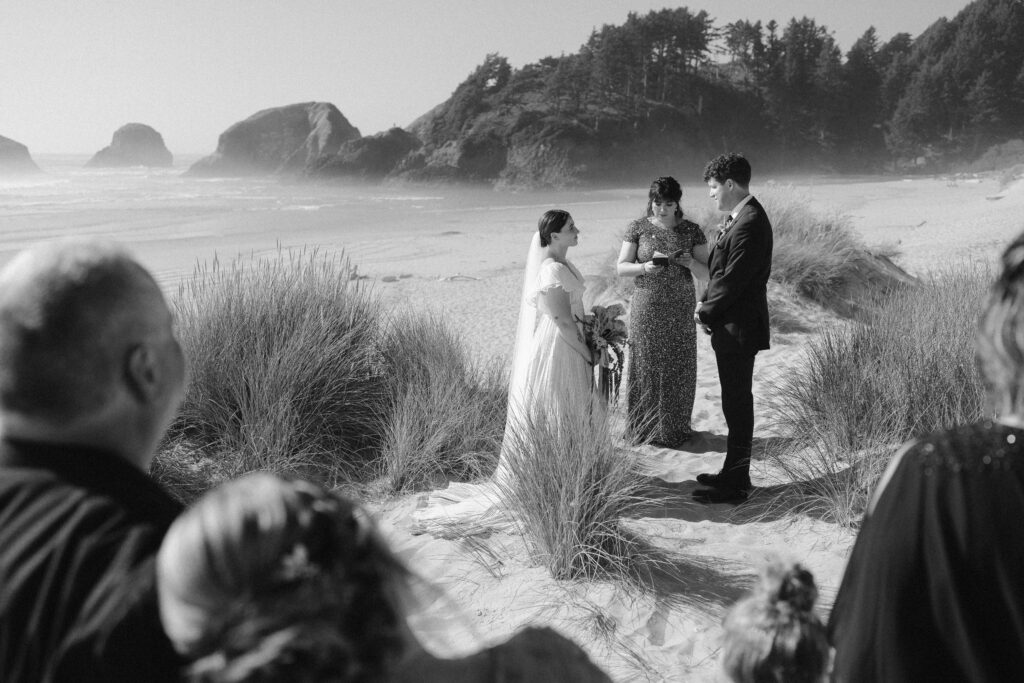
[1,0,975,154]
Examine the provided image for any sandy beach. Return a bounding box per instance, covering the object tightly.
[367,174,1024,681]
[4,165,1023,680]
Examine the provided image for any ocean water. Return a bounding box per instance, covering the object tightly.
[0,155,674,292]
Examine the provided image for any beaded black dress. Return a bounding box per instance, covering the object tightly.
[828,421,1024,682]
[623,217,707,446]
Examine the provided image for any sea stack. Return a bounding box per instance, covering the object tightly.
[187,102,360,176]
[308,127,421,179]
[86,123,173,167]
[0,135,41,174]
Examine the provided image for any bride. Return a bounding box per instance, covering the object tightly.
[415,209,596,531]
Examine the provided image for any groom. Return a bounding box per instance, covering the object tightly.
[693,153,773,504]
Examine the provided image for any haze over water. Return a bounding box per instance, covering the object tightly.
[0,156,689,293]
[6,155,1013,314]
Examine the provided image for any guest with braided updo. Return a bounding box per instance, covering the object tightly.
[157,473,406,682]
[720,560,829,683]
[157,473,612,683]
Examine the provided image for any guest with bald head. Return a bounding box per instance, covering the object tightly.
[0,239,187,681]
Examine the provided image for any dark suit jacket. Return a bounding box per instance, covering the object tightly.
[698,196,773,354]
[0,437,184,682]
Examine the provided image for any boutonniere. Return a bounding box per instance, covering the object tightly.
[715,215,735,244]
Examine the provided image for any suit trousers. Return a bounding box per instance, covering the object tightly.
[715,350,757,486]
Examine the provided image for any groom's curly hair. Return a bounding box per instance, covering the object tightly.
[703,153,752,187]
[979,231,1024,414]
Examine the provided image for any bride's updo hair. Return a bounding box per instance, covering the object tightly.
[157,473,409,683]
[719,560,829,683]
[538,209,572,247]
[978,231,1024,415]
[646,176,684,218]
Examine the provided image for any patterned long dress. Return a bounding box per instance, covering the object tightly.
[624,216,707,447]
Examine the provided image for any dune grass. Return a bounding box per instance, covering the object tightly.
[764,262,991,525]
[758,189,891,305]
[154,249,507,503]
[690,185,907,315]
[376,312,506,492]
[498,404,676,587]
[585,186,908,334]
[151,182,965,583]
[156,249,385,497]
[155,246,687,590]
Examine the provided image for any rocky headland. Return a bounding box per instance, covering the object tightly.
[185,0,1024,189]
[87,123,173,167]
[307,127,421,180]
[187,102,359,176]
[0,135,41,174]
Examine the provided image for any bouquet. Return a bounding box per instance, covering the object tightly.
[578,303,628,404]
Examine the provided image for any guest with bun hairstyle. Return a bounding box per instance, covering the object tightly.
[157,472,612,683]
[720,560,829,683]
[828,230,1024,682]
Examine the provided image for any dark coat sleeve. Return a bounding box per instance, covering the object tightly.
[55,554,185,683]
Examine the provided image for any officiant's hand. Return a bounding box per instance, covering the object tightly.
[641,261,664,275]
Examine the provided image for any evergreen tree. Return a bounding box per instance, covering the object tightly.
[839,28,885,164]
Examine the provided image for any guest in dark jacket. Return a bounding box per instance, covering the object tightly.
[0,239,187,682]
[828,231,1024,682]
[693,153,773,504]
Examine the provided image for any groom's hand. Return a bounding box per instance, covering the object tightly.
[694,302,712,335]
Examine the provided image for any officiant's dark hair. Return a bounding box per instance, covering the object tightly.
[646,177,684,218]
[704,153,752,187]
[538,209,572,247]
[978,231,1024,415]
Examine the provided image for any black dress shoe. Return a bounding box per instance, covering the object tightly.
[692,486,750,504]
[697,471,752,489]
[696,472,724,487]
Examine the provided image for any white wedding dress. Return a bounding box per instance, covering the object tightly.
[413,235,593,534]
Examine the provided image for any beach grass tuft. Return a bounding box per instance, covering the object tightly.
[157,249,386,497]
[764,262,990,524]
[691,185,908,317]
[377,312,506,492]
[497,404,685,590]
[155,249,508,503]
